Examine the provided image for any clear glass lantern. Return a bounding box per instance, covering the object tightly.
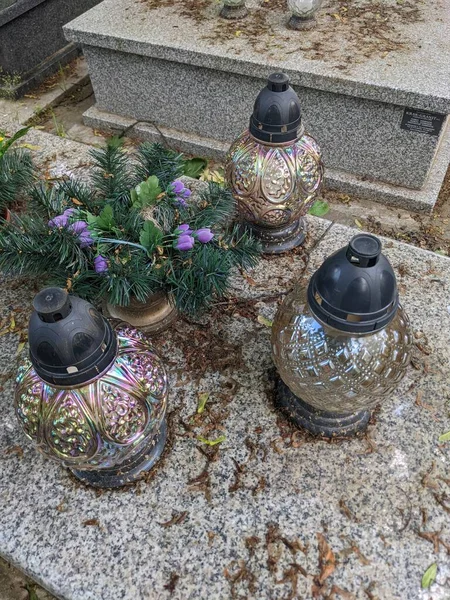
[287,0,324,29]
[226,73,323,254]
[15,288,169,487]
[271,235,412,437]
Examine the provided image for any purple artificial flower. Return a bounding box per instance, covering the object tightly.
[69,220,88,234]
[48,214,69,228]
[94,255,108,273]
[176,234,195,251]
[78,230,94,248]
[170,180,185,194]
[195,228,214,244]
[170,180,191,206]
[176,223,193,235]
[48,208,75,228]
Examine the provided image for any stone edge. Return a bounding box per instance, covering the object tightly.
[83,104,450,213]
[0,44,81,99]
[0,0,46,27]
[63,25,450,114]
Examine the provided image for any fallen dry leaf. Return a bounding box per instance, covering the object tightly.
[158,511,188,528]
[82,518,100,527]
[317,532,336,584]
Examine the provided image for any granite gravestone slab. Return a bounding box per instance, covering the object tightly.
[64,0,450,213]
[0,129,449,599]
[1,212,450,598]
[0,0,102,97]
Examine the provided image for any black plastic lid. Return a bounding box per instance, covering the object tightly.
[249,73,302,144]
[29,288,117,387]
[307,234,399,333]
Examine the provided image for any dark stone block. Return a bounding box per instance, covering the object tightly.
[0,0,101,95]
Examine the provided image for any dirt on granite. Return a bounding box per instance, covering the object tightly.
[337,163,450,256]
[141,0,427,67]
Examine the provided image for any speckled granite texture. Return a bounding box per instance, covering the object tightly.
[1,206,450,599]
[0,119,94,178]
[63,0,450,209]
[83,104,450,214]
[63,0,450,112]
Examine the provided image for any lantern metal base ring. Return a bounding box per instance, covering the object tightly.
[70,419,168,488]
[244,217,306,254]
[288,15,317,30]
[220,3,248,18]
[104,293,177,335]
[274,377,371,438]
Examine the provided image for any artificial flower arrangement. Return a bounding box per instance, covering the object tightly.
[0,126,34,220]
[0,139,260,315]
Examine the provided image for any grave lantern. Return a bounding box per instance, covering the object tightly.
[287,0,324,29]
[271,234,412,437]
[226,73,323,254]
[15,288,169,488]
[220,0,247,19]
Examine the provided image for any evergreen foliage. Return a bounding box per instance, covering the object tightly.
[0,140,261,315]
[0,145,34,213]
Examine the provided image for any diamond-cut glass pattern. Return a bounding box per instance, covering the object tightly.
[272,287,412,412]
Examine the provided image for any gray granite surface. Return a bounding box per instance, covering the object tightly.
[81,44,445,191]
[64,0,450,113]
[0,119,94,178]
[64,0,450,210]
[1,205,450,600]
[0,0,43,26]
[84,103,450,213]
[0,0,17,14]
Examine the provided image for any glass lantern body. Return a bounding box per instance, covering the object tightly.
[271,285,412,413]
[287,0,323,19]
[226,129,323,230]
[15,326,168,472]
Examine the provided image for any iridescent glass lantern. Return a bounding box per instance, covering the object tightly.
[220,0,247,19]
[271,234,412,437]
[15,288,168,487]
[226,73,324,254]
[287,0,324,29]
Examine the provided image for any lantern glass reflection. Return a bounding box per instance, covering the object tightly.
[270,235,412,437]
[226,73,323,254]
[220,0,247,19]
[287,0,324,29]
[272,284,412,414]
[15,289,169,488]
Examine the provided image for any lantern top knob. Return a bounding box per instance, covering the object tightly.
[347,234,381,267]
[32,287,72,323]
[267,72,290,92]
[307,234,399,334]
[29,288,117,387]
[249,72,302,144]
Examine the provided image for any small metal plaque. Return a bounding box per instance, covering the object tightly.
[400,108,446,137]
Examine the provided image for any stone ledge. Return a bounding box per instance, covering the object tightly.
[64,0,450,113]
[83,104,450,213]
[0,0,45,26]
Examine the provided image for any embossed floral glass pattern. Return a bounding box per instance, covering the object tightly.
[15,326,168,471]
[226,130,323,228]
[272,285,412,413]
